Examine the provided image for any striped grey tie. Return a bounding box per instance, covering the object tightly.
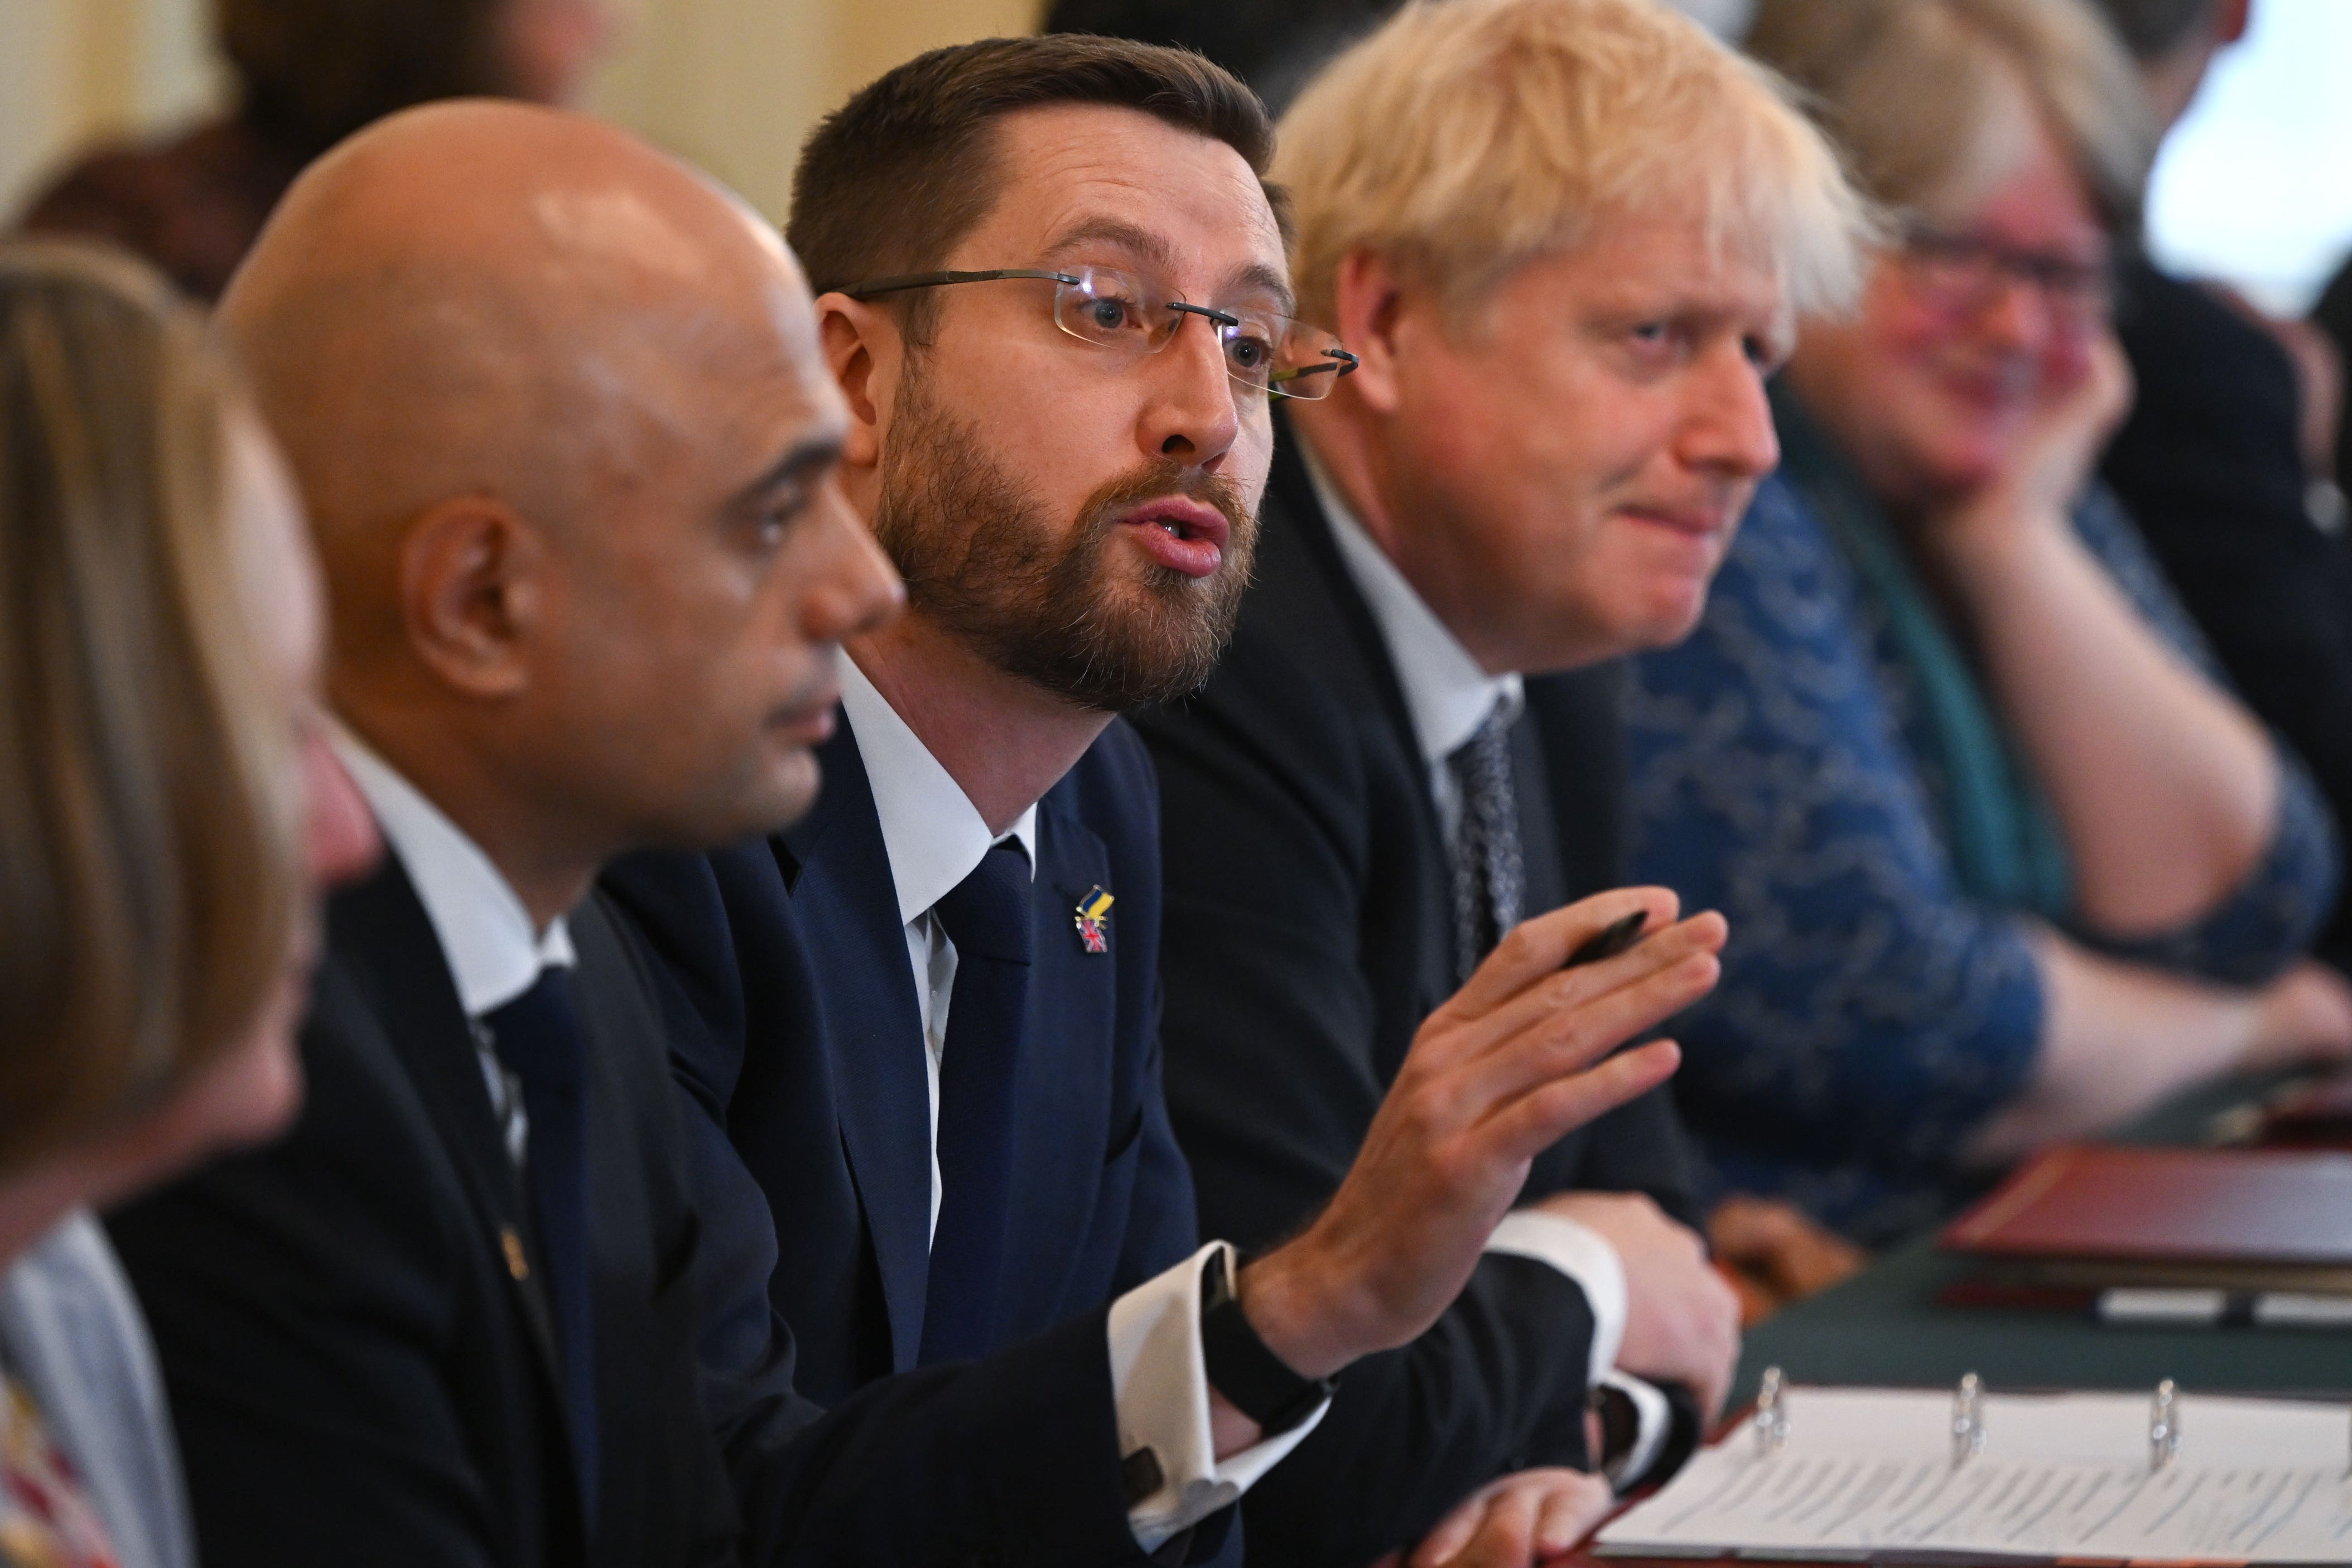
[1448,703,1526,985]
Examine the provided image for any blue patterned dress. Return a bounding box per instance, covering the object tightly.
[1626,421,2340,1244]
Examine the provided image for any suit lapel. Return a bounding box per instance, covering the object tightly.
[779,720,936,1371]
[1269,416,1431,801]
[1269,417,1459,1025]
[327,860,568,1393]
[1000,795,1120,1329]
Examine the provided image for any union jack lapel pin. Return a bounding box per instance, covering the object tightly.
[1074,886,1114,954]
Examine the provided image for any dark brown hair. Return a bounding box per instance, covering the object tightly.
[218,0,517,160]
[0,240,300,1171]
[788,34,1275,325]
[2081,0,2219,61]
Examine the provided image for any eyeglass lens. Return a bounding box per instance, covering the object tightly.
[1903,233,2110,320]
[1049,266,1353,400]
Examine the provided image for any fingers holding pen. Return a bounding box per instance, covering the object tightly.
[1439,889,1688,1024]
[1462,908,1727,1067]
[1441,922,1722,1116]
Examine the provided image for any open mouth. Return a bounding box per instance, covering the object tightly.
[1116,497,1231,579]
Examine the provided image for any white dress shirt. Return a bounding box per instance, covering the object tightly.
[837,657,1323,1549]
[329,725,575,1164]
[1304,448,1674,1487]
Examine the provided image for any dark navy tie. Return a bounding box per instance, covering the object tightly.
[481,967,600,1517]
[1448,703,1526,984]
[919,840,1034,1364]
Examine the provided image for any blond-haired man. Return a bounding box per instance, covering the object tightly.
[1135,1,1867,1562]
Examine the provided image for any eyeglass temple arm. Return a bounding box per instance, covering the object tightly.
[836,269,1079,300]
[1272,348,1361,385]
[1167,301,1243,330]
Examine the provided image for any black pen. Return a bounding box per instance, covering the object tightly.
[1563,910,1649,969]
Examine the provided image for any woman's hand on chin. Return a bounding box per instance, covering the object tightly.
[1927,329,2133,574]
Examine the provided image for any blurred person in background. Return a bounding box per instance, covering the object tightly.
[1625,0,2352,1247]
[0,238,378,1568]
[2089,0,2352,980]
[15,0,616,302]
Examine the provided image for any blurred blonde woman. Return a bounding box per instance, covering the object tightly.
[0,240,376,1568]
[1625,0,2352,1244]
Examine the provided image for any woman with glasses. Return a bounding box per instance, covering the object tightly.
[0,240,378,1567]
[1622,0,2350,1250]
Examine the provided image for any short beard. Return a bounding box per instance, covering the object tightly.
[871,370,1258,713]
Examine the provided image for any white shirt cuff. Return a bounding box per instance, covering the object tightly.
[1483,1210,1626,1386]
[1105,1241,1331,1552]
[1598,1370,1673,1490]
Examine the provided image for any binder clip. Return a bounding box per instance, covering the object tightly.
[1950,1372,1985,1468]
[2149,1379,2182,1472]
[1752,1366,1791,1459]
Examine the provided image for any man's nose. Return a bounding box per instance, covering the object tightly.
[801,478,903,643]
[1139,310,1242,467]
[304,739,383,890]
[1969,270,2056,355]
[1680,346,1780,481]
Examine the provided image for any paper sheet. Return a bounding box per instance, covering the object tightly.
[1597,1386,2352,1563]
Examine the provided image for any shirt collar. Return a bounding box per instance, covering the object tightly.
[327,721,576,1019]
[837,654,1040,929]
[1300,440,1524,765]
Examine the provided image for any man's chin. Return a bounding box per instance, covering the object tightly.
[759,751,825,836]
[1626,587,1714,653]
[682,750,825,847]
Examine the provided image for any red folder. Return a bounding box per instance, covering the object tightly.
[1940,1145,2352,1291]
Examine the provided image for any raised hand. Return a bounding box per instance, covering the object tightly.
[1228,889,1726,1393]
[1928,326,2132,564]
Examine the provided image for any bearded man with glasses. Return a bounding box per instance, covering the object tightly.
[606,32,1729,1568]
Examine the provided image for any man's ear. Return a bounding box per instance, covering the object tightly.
[395,496,547,700]
[2218,0,2250,45]
[818,291,903,480]
[1330,250,1412,417]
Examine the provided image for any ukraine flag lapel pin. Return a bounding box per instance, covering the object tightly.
[1074,886,1114,954]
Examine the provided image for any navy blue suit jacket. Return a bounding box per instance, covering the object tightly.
[111,852,1161,1568]
[605,714,1232,1564]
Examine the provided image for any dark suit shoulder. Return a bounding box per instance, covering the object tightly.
[1138,508,1403,875]
[109,944,572,1567]
[1211,482,1403,714]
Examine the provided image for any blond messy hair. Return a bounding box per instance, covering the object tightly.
[1275,0,1871,335]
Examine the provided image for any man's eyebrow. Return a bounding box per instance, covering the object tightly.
[1228,260,1295,317]
[731,429,845,508]
[1042,216,1177,273]
[1045,218,1297,316]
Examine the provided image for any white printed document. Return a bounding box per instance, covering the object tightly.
[1597,1385,2352,1564]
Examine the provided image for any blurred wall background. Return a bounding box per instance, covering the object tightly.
[9,0,2352,308]
[0,0,1038,226]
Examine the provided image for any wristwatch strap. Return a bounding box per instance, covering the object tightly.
[1197,1248,1338,1436]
